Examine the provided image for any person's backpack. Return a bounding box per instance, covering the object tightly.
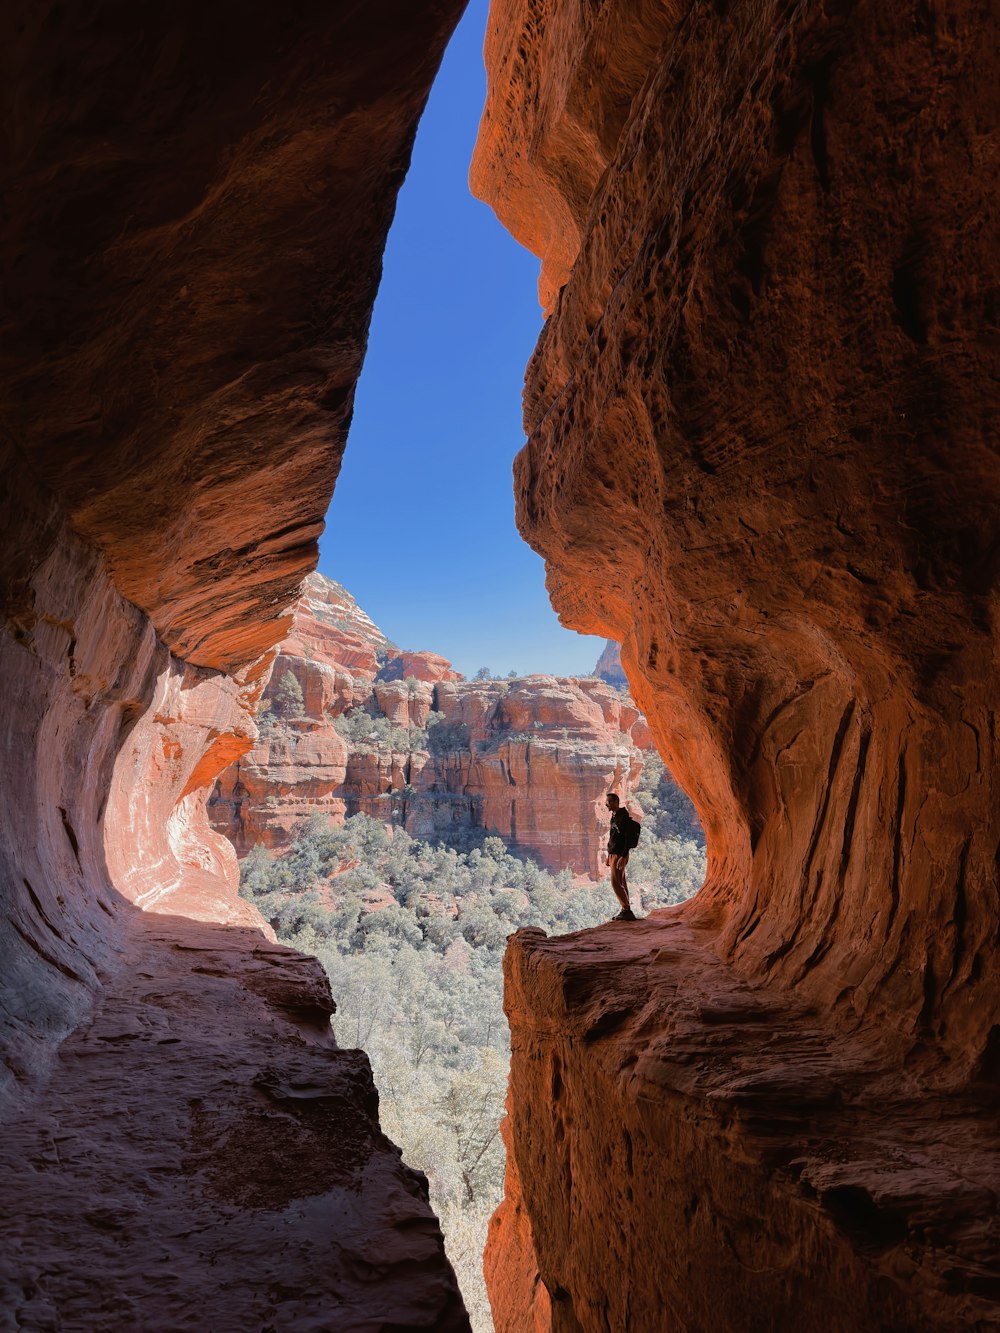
[622,810,642,850]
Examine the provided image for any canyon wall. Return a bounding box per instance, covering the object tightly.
[209,573,652,877]
[474,0,1000,1326]
[0,2,471,1325]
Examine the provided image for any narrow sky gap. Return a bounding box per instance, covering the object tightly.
[318,0,605,680]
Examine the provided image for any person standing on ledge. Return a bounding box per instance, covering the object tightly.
[606,792,636,922]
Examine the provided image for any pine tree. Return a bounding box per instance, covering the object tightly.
[273,669,305,719]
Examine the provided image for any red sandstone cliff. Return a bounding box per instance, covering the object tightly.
[592,640,627,690]
[473,0,1000,1326]
[0,4,471,1325]
[209,573,653,878]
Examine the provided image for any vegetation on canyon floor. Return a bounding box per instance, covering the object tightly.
[239,756,705,1328]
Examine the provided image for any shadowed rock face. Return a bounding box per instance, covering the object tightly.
[0,2,470,1325]
[2,0,467,673]
[473,0,1000,1326]
[0,917,471,1330]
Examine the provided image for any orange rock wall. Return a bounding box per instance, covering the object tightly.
[0,458,266,1107]
[488,0,1000,1072]
[474,0,1000,1325]
[2,0,470,674]
[493,920,1000,1332]
[0,3,471,1324]
[210,576,653,876]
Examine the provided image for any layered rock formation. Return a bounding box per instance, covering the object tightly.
[473,0,1000,1326]
[209,573,652,877]
[1,2,471,1325]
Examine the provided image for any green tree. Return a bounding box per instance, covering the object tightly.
[234,805,706,1330]
[273,669,305,719]
[635,752,704,845]
[241,842,274,895]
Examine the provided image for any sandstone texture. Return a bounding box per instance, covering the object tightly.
[2,0,467,673]
[494,919,1000,1332]
[210,573,653,877]
[473,0,1000,1325]
[0,913,468,1331]
[1,2,470,1325]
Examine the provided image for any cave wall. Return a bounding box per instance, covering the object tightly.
[1,0,465,1093]
[475,0,1000,1076]
[0,0,471,1324]
[473,0,1000,1325]
[2,0,470,673]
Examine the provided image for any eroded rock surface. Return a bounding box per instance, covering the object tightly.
[495,921,1000,1332]
[209,574,653,876]
[1,1,470,1324]
[1,0,469,673]
[0,913,468,1331]
[474,0,1000,1325]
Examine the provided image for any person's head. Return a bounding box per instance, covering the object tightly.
[606,793,620,812]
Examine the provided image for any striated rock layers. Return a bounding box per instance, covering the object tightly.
[474,0,1000,1327]
[209,572,652,878]
[1,3,470,1327]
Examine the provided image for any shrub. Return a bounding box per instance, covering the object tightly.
[273,670,305,719]
[426,715,471,755]
[333,707,428,752]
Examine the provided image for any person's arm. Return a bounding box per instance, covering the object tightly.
[608,810,622,856]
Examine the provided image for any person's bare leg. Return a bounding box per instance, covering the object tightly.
[610,855,631,912]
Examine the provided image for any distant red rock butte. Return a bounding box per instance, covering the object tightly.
[210,573,657,878]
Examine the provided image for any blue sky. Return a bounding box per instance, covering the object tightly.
[317,0,605,680]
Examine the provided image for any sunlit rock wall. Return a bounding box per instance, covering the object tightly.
[208,575,653,876]
[475,0,1000,1092]
[474,0,1000,1326]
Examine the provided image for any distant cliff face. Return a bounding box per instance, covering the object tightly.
[209,574,654,877]
[592,640,627,689]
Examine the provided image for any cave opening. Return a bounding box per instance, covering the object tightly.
[8,0,993,1325]
[201,2,708,1326]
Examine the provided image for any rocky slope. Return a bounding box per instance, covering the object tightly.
[0,3,470,1326]
[473,0,1000,1326]
[0,916,468,1331]
[209,573,654,878]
